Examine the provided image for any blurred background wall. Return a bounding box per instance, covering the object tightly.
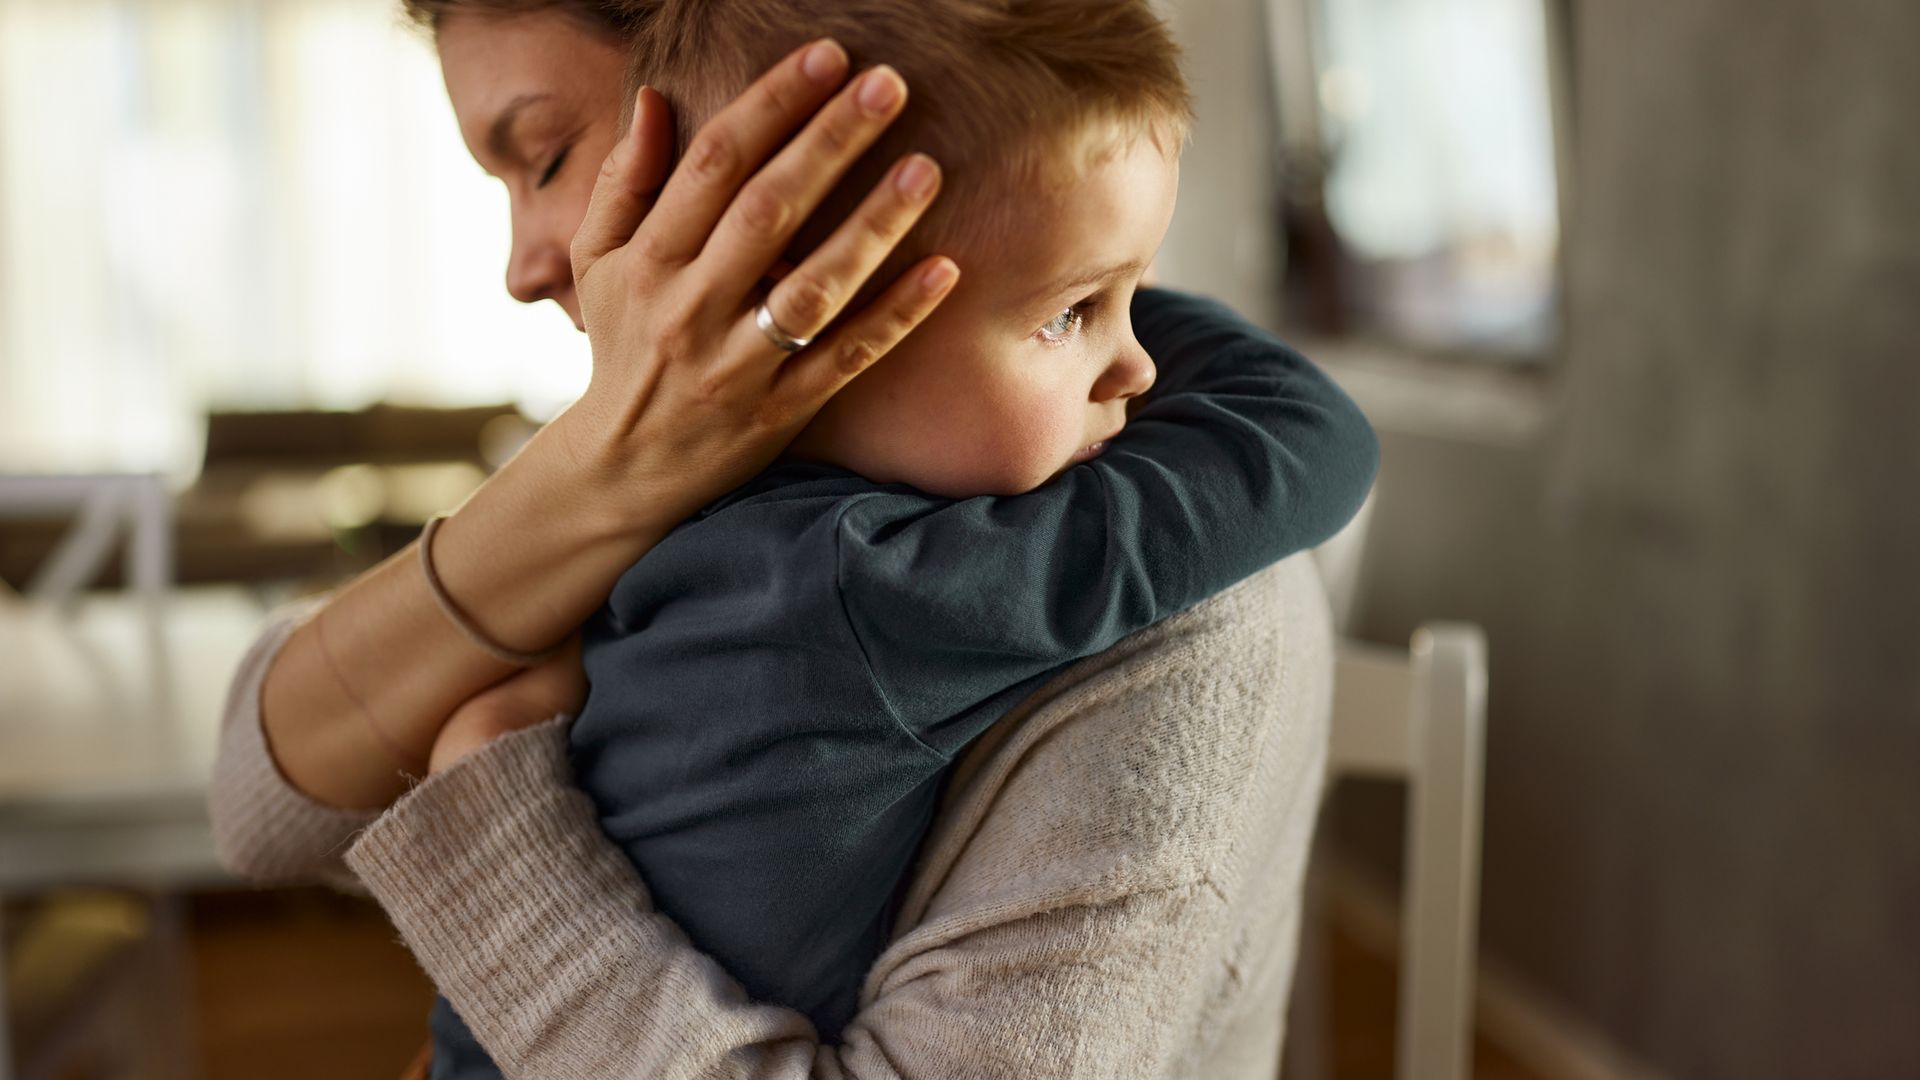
[1152,0,1920,1076]
[1318,3,1920,1078]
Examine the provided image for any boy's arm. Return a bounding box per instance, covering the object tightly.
[834,287,1377,752]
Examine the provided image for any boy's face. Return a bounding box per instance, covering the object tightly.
[789,136,1180,498]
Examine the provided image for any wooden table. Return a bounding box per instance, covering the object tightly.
[0,587,268,890]
[1,588,271,1077]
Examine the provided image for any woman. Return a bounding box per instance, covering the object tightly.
[209,2,1364,1076]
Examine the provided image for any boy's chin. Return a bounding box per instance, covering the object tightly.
[848,456,1053,500]
[788,424,1062,498]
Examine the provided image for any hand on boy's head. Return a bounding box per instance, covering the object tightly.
[616,0,1193,496]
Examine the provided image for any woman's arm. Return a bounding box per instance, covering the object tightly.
[344,559,1331,1078]
[213,604,588,886]
[209,600,376,891]
[245,41,961,813]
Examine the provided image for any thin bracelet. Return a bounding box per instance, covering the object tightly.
[312,606,425,778]
[417,514,559,667]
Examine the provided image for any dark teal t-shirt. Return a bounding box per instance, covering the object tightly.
[429,289,1378,1074]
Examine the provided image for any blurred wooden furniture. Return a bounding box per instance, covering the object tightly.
[1,523,265,1079]
[0,406,527,593]
[0,475,172,629]
[0,589,263,1079]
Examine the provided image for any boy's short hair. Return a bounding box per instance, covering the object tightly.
[616,0,1192,270]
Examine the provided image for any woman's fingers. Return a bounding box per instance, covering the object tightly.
[636,39,852,266]
[571,87,676,281]
[769,256,959,414]
[699,65,910,307]
[758,153,943,344]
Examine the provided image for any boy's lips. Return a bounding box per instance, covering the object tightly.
[1068,429,1125,465]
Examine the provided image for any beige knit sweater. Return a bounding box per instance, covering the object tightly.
[208,555,1331,1079]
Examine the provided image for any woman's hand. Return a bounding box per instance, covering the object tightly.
[427,637,587,777]
[562,38,960,528]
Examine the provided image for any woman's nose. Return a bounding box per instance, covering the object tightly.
[505,230,572,307]
[1095,340,1158,402]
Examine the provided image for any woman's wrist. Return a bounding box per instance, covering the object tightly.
[257,406,673,813]
[427,410,675,655]
[543,393,693,539]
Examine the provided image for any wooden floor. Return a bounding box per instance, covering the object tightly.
[1308,918,1545,1080]
[174,886,1549,1080]
[187,889,434,1080]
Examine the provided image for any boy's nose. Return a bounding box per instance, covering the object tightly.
[1095,340,1157,402]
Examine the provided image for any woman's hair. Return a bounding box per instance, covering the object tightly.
[398,0,640,41]
[617,0,1192,270]
[404,0,1191,279]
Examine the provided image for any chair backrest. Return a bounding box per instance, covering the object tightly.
[1314,625,1487,1080]
[0,475,172,610]
[1311,491,1377,637]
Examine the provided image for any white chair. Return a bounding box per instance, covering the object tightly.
[0,475,172,654]
[1293,493,1489,1080]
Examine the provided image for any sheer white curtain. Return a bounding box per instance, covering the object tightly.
[0,0,589,479]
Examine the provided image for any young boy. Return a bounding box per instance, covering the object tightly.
[429,0,1378,1073]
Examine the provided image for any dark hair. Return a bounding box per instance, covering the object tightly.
[398,0,640,41]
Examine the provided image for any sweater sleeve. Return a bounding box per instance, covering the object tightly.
[343,558,1330,1079]
[833,287,1375,751]
[207,598,379,893]
[344,728,1228,1080]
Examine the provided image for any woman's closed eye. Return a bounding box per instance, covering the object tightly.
[536,145,573,189]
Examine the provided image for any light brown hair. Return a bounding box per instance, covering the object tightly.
[615,0,1192,267]
[403,0,1191,275]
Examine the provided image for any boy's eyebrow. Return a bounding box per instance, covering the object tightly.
[1031,257,1150,306]
[488,93,555,162]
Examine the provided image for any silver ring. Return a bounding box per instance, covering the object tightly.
[754,302,812,352]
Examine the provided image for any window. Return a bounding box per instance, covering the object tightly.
[0,0,589,478]
[1273,0,1568,362]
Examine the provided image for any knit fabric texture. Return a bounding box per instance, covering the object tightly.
[210,556,1332,1078]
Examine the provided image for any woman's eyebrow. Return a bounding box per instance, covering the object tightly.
[487,93,556,162]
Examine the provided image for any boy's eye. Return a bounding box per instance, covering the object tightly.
[536,146,572,189]
[1037,306,1086,344]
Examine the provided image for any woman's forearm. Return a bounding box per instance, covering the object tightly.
[259,406,670,810]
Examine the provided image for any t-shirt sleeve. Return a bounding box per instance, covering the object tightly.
[831,287,1377,750]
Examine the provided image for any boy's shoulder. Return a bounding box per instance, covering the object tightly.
[599,460,946,629]
[689,458,928,523]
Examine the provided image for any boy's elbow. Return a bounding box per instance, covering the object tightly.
[1303,382,1380,541]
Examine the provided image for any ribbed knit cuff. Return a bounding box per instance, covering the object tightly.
[208,599,379,891]
[344,714,659,1059]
